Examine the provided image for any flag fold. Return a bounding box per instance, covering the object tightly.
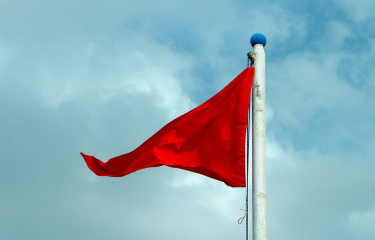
[81,67,254,187]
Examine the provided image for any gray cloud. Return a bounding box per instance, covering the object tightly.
[1,0,375,240]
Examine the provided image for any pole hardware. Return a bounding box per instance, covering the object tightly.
[247,52,255,67]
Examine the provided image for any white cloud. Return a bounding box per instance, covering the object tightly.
[326,21,352,48]
[250,4,307,45]
[170,171,206,188]
[268,49,366,129]
[267,133,297,172]
[1,32,196,120]
[266,104,274,123]
[334,0,375,21]
[169,170,245,221]
[2,0,375,240]
[347,208,375,237]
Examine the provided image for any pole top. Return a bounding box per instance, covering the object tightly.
[250,33,267,47]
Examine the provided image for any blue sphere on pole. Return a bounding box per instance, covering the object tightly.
[250,33,267,47]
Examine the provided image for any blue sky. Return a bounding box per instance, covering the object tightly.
[1,0,375,239]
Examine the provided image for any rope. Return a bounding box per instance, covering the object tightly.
[238,98,251,240]
[238,209,247,224]
[245,103,250,240]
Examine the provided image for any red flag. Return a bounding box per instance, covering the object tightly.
[81,67,254,187]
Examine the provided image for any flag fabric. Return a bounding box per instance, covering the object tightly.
[81,67,254,187]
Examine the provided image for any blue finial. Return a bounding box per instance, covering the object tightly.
[250,33,267,47]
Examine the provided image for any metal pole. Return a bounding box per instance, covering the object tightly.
[251,33,267,240]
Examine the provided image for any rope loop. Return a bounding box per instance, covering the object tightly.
[238,209,247,224]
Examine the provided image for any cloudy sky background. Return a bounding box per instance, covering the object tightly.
[1,0,375,239]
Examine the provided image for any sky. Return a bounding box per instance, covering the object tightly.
[1,0,375,239]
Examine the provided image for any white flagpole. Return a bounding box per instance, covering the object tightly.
[251,33,267,240]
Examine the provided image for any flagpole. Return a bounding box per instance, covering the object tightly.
[251,33,267,240]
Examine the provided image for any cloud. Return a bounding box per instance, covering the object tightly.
[326,21,352,48]
[334,0,375,21]
[348,208,375,238]
[1,0,375,240]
